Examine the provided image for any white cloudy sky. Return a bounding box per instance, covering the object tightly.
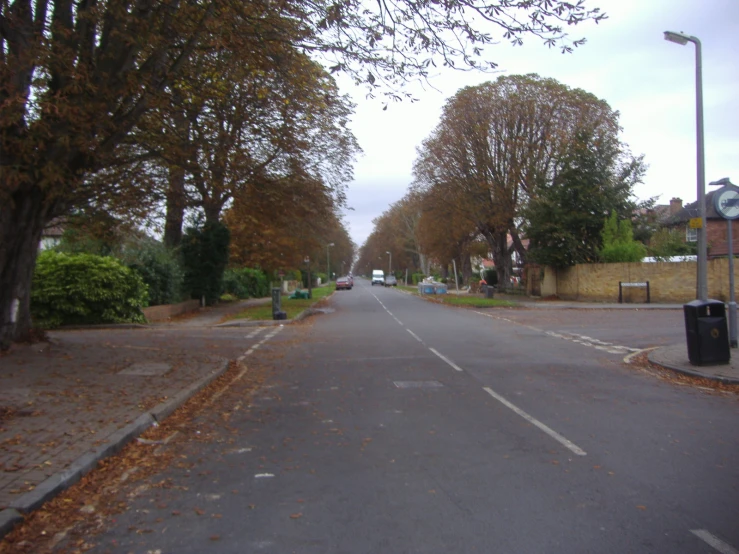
[337,0,739,248]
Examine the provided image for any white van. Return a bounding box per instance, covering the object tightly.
[371,269,385,286]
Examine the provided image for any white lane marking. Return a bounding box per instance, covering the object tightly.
[545,331,639,354]
[246,328,265,339]
[474,311,641,355]
[482,386,587,456]
[254,473,274,479]
[623,347,658,364]
[407,329,424,343]
[691,530,739,554]
[429,348,464,372]
[209,327,284,404]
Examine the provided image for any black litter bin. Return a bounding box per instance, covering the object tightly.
[684,299,730,365]
[485,285,495,299]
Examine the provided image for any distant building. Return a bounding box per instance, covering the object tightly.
[665,192,739,259]
[39,219,64,250]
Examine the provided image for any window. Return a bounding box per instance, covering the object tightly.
[686,226,697,243]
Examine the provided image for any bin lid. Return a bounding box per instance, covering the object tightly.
[684,299,726,308]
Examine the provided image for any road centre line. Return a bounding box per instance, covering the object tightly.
[374,288,586,456]
[691,530,739,554]
[482,386,587,456]
[429,348,464,372]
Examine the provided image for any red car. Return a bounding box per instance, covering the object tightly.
[335,276,352,290]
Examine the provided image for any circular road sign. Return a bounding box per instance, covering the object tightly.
[713,185,739,220]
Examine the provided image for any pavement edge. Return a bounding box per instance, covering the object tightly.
[648,348,739,384]
[0,358,230,540]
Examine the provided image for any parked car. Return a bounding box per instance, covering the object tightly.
[336,276,352,290]
[384,275,398,287]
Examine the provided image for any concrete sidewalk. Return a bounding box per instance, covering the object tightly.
[0,297,279,537]
[648,343,739,384]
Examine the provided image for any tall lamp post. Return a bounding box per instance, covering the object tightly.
[664,30,707,301]
[386,250,392,276]
[326,242,334,283]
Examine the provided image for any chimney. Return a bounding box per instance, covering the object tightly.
[670,197,683,214]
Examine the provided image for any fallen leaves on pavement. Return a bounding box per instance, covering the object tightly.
[0,358,272,554]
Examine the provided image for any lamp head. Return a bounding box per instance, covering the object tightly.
[664,30,689,45]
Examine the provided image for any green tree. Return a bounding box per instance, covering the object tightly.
[524,131,645,267]
[599,212,647,263]
[647,228,696,260]
[181,221,231,305]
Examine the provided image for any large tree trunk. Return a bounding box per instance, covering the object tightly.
[0,187,49,349]
[163,165,186,248]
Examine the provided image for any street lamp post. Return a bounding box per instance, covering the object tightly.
[386,251,392,276]
[664,30,707,301]
[304,256,312,299]
[326,242,334,283]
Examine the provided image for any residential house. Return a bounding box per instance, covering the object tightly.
[39,219,64,250]
[665,193,739,259]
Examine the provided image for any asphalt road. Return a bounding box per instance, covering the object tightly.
[87,279,738,553]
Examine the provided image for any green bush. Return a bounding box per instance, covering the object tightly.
[222,267,270,299]
[283,269,302,282]
[31,251,148,328]
[411,273,426,285]
[117,239,185,306]
[599,212,646,263]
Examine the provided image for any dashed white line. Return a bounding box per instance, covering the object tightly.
[407,329,424,343]
[429,348,464,372]
[210,327,284,404]
[691,530,739,554]
[482,386,587,456]
[246,328,265,339]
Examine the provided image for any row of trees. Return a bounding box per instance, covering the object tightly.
[1,0,606,348]
[358,74,682,285]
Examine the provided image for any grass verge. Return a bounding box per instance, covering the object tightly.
[432,295,517,308]
[224,285,335,321]
[398,284,517,307]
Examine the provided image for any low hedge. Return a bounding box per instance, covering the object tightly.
[31,251,148,328]
[222,267,270,299]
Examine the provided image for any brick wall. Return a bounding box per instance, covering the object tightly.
[538,259,739,303]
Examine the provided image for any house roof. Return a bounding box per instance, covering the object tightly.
[43,218,65,238]
[667,191,721,224]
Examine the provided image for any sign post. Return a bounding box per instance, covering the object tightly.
[712,182,739,347]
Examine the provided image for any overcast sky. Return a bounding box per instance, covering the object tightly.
[337,0,739,249]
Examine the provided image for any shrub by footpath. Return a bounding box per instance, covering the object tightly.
[31,251,148,328]
[117,239,185,306]
[222,268,270,299]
